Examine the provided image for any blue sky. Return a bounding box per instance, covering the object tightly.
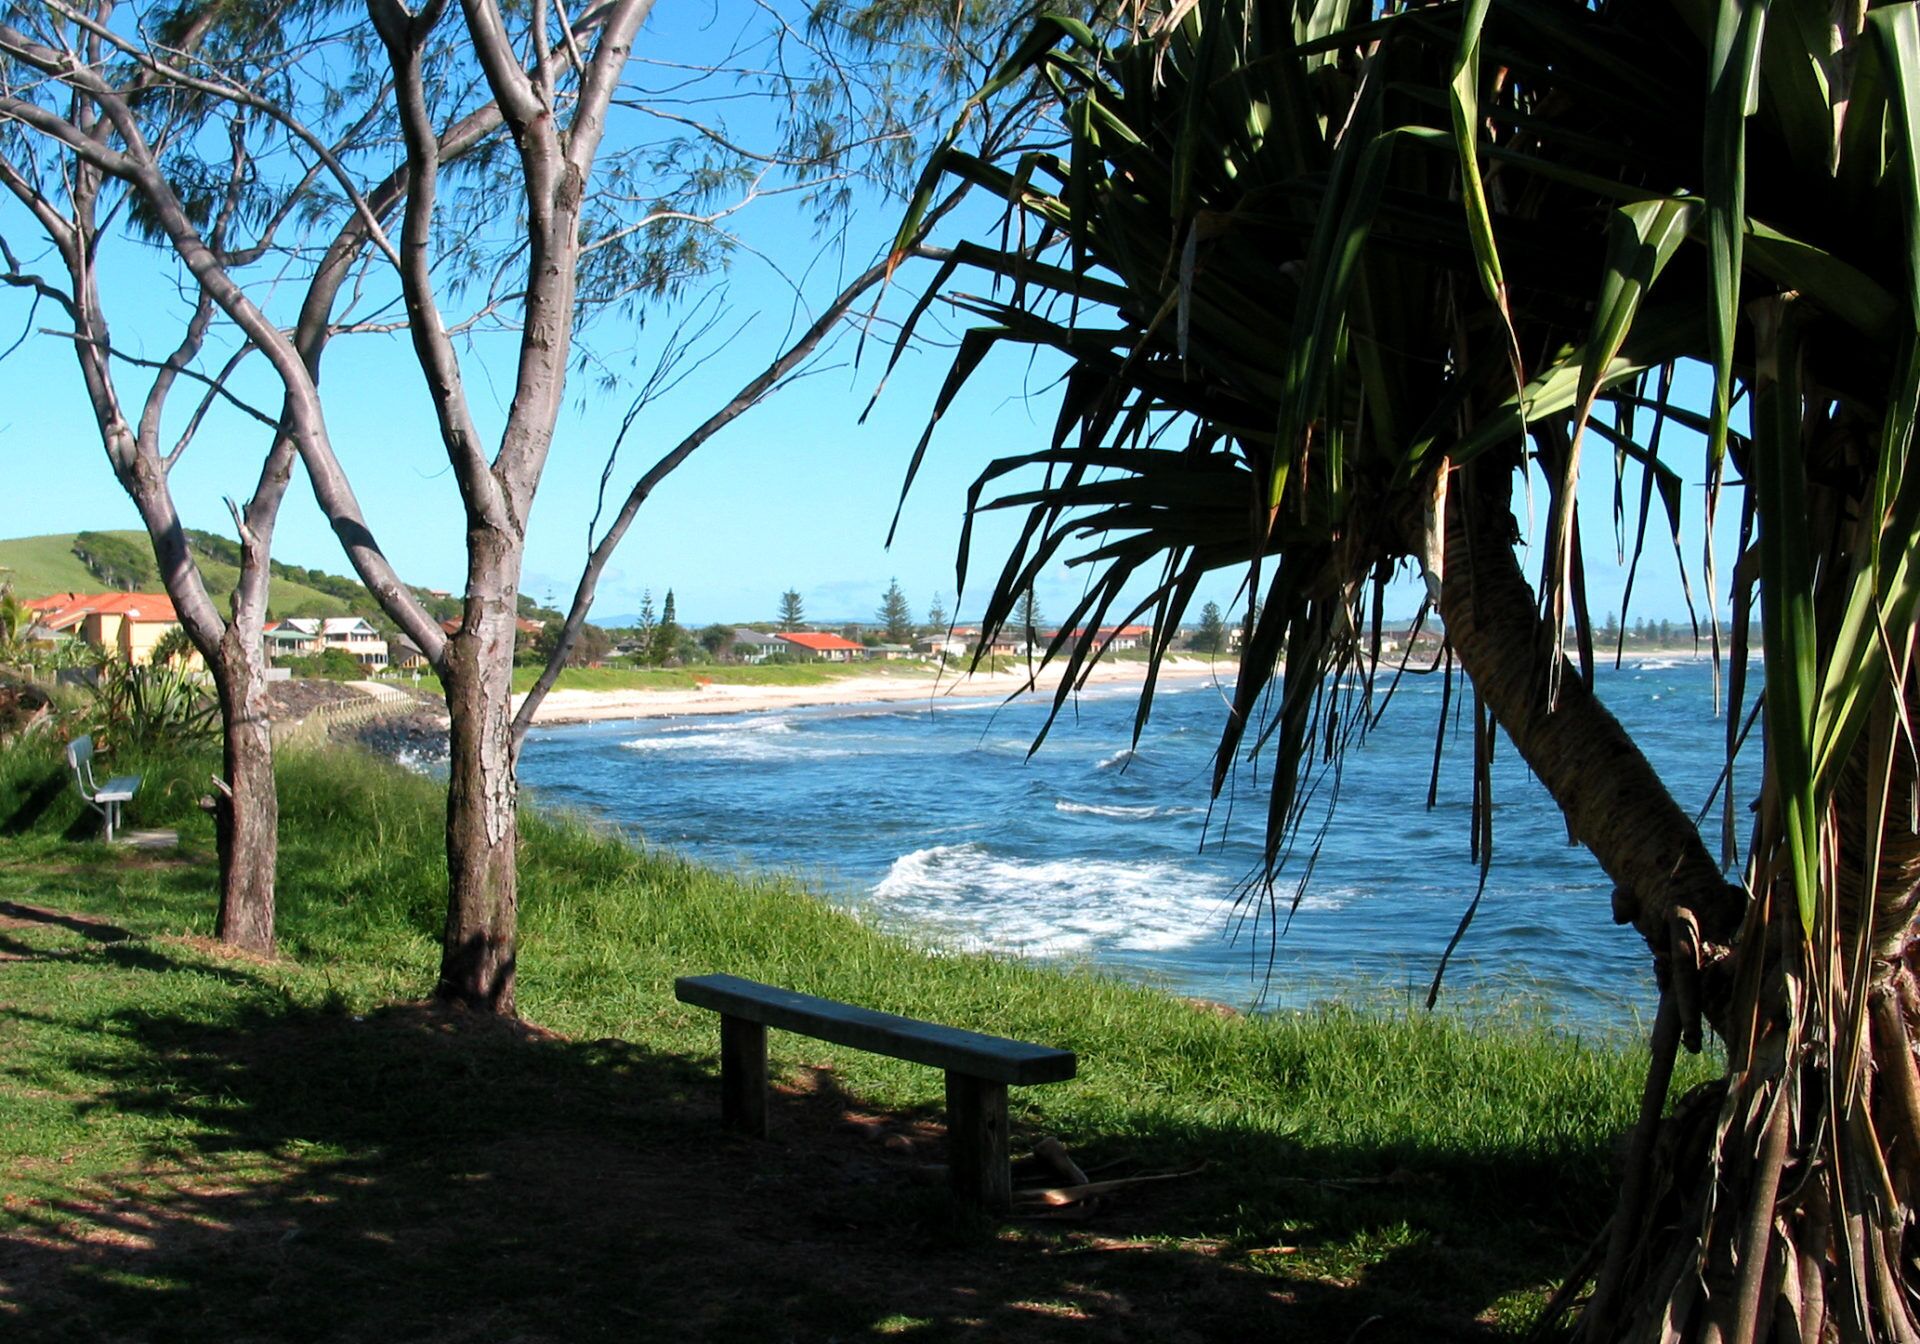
[0,5,1740,632]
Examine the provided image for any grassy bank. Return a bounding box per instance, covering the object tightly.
[0,735,1705,1340]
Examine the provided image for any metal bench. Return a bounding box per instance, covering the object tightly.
[65,735,141,842]
[675,973,1077,1211]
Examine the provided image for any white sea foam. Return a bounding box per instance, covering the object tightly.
[1094,747,1139,771]
[619,715,837,762]
[656,715,794,736]
[1054,800,1199,820]
[392,747,441,775]
[869,842,1229,954]
[1633,658,1683,671]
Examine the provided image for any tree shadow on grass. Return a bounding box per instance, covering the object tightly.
[0,776,68,837]
[0,941,1596,1342]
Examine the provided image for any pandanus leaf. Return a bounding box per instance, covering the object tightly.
[1703,0,1769,469]
[1750,295,1820,932]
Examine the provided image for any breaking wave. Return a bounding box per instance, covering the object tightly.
[870,842,1229,955]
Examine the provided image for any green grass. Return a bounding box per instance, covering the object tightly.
[0,531,354,615]
[0,733,1710,1340]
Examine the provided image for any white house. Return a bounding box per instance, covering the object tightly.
[915,633,967,660]
[730,628,787,664]
[267,616,389,669]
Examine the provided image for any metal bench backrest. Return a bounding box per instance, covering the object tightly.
[66,735,100,797]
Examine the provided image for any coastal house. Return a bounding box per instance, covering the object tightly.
[21,593,91,650]
[27,592,197,666]
[89,593,195,666]
[261,620,322,657]
[730,628,786,664]
[777,631,865,663]
[914,633,967,661]
[269,616,389,669]
[1050,623,1153,652]
[864,643,913,661]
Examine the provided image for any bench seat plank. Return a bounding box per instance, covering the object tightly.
[675,973,1076,1086]
[96,776,141,803]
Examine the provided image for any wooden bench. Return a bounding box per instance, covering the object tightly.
[675,973,1076,1211]
[65,735,141,843]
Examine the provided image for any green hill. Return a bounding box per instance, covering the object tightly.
[0,531,562,629]
[0,531,357,618]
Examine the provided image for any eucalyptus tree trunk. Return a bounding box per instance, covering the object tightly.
[209,622,277,955]
[437,568,523,1012]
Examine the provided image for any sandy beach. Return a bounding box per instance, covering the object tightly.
[516,655,1236,726]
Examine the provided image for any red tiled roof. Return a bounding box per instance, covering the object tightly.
[28,593,104,628]
[39,606,94,632]
[23,592,88,612]
[85,592,179,622]
[440,616,546,636]
[778,631,866,653]
[1051,624,1152,641]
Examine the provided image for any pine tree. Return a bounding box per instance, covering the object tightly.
[927,593,948,631]
[1014,588,1043,650]
[1192,600,1226,653]
[778,589,804,631]
[650,589,680,665]
[634,590,657,654]
[878,578,914,642]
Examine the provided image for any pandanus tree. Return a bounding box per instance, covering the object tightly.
[897,0,1920,1336]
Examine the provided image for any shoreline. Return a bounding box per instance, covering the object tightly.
[516,655,1238,727]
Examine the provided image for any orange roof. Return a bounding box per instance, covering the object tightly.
[84,592,179,622]
[23,591,88,612]
[1053,624,1152,641]
[440,616,546,636]
[779,631,866,653]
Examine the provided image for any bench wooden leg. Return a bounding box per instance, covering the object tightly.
[720,1014,768,1137]
[945,1072,1010,1212]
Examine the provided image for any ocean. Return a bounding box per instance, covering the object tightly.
[515,655,1747,1031]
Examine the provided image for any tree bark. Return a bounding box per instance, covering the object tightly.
[1430,462,1920,1341]
[436,551,521,1013]
[210,626,277,955]
[1432,464,1747,1037]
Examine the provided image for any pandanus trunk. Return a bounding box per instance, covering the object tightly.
[1431,463,1920,1340]
[209,628,277,956]
[436,572,521,1014]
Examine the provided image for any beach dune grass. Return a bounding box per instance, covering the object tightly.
[0,736,1697,1340]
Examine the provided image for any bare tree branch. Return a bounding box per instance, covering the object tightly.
[511,237,949,739]
[40,327,280,426]
[28,0,407,269]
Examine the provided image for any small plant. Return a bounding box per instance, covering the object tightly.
[90,653,217,752]
[148,625,197,667]
[0,584,23,654]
